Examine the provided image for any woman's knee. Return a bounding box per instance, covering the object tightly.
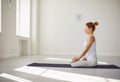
[71,63,78,67]
[70,61,83,67]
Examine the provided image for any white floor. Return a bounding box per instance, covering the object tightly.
[0,55,120,82]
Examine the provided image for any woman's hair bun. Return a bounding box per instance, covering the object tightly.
[94,22,99,26]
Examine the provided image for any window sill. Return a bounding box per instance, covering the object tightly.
[17,35,30,40]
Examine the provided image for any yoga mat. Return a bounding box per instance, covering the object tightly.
[27,63,120,69]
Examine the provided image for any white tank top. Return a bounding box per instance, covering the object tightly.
[84,36,97,62]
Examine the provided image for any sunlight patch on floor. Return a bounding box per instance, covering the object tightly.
[0,73,32,82]
[45,57,71,62]
[98,62,109,65]
[41,69,105,82]
[14,66,120,82]
[15,66,47,75]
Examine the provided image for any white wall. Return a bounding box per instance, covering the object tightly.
[0,0,19,58]
[0,0,119,58]
[39,0,120,56]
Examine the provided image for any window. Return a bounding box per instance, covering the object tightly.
[16,0,31,38]
[0,0,1,33]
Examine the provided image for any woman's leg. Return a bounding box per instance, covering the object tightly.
[71,60,96,67]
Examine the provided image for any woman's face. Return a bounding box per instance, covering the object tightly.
[84,26,90,34]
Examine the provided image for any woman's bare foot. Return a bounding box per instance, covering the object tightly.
[82,57,87,61]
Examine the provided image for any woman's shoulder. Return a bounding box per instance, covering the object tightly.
[88,36,95,42]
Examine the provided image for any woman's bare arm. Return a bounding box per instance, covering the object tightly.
[71,36,95,63]
[79,36,95,58]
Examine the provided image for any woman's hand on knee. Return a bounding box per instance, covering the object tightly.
[71,56,80,63]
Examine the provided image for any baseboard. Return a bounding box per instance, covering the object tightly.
[39,52,79,55]
[0,53,19,59]
[0,52,119,59]
[97,53,120,56]
[39,52,120,56]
